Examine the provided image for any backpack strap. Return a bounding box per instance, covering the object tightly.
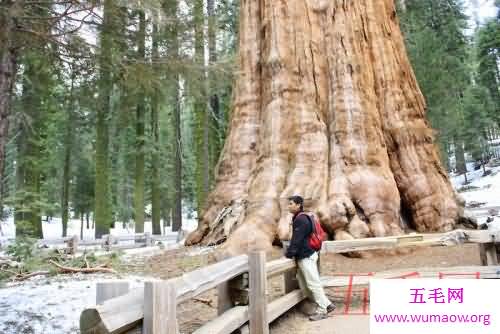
[295,212,316,234]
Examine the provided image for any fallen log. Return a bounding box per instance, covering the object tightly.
[49,260,117,274]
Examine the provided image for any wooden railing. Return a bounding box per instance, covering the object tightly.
[1,233,176,254]
[79,229,500,334]
[80,252,300,334]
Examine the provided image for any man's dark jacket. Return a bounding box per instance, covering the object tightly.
[285,211,315,260]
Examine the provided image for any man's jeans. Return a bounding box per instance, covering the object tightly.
[296,251,331,313]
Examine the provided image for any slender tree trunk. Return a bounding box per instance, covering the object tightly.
[186,0,464,255]
[61,69,75,237]
[14,133,25,230]
[207,0,221,188]
[193,0,210,214]
[134,10,146,234]
[172,76,183,232]
[86,212,90,229]
[95,0,116,238]
[151,14,162,235]
[80,213,84,240]
[164,0,183,232]
[455,138,467,183]
[0,6,16,218]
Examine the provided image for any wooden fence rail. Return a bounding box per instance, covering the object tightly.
[80,229,500,334]
[0,232,177,253]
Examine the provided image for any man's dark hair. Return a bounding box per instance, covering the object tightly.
[288,195,304,211]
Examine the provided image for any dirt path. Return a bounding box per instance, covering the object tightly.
[272,310,369,334]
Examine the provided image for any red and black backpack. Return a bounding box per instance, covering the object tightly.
[296,212,327,251]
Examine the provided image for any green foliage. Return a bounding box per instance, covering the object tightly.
[400,0,499,171]
[476,18,500,125]
[6,237,37,262]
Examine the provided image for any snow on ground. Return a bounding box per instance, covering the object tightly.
[0,168,498,334]
[450,165,500,231]
[0,208,200,334]
[0,274,150,334]
[0,211,198,243]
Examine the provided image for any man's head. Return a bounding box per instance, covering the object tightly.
[287,195,304,214]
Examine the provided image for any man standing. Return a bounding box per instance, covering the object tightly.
[285,195,335,321]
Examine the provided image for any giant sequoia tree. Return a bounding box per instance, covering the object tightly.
[186,0,467,255]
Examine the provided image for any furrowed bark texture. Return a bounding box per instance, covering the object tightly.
[186,0,462,255]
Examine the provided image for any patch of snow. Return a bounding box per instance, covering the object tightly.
[0,210,198,244]
[0,274,152,334]
[451,166,500,231]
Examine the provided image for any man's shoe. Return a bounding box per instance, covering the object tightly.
[309,311,328,321]
[326,303,336,314]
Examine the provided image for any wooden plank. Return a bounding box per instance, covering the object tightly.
[193,306,249,334]
[79,240,106,246]
[249,251,268,334]
[175,255,249,303]
[267,290,304,322]
[111,243,147,251]
[96,281,130,305]
[143,281,179,334]
[80,288,143,334]
[152,235,177,241]
[112,234,146,242]
[265,257,295,277]
[37,237,72,245]
[217,281,233,315]
[280,242,299,293]
[321,230,500,253]
[194,290,305,334]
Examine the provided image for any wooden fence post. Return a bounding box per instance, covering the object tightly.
[145,232,152,247]
[96,281,130,304]
[484,243,499,265]
[479,244,487,265]
[66,235,79,255]
[103,235,114,251]
[143,280,179,334]
[249,251,268,334]
[217,281,233,315]
[282,241,298,293]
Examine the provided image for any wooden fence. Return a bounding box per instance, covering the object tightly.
[1,233,177,254]
[79,229,500,334]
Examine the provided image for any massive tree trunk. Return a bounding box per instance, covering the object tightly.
[186,0,464,255]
